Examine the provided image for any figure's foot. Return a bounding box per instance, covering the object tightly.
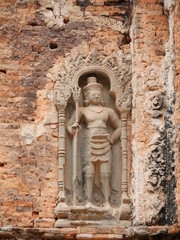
[85,202,95,208]
[103,202,111,210]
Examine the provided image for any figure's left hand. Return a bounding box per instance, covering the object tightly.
[107,135,114,145]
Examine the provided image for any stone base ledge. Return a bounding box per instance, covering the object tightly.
[0,225,180,239]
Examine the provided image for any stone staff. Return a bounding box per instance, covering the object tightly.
[71,85,81,205]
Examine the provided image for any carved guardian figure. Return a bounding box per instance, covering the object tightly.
[67,76,121,208]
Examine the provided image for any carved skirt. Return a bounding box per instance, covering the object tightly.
[82,128,112,174]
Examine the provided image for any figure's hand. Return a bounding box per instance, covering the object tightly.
[72,122,81,130]
[107,135,114,145]
[68,122,81,136]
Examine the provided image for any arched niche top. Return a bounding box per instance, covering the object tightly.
[70,66,117,98]
[53,49,132,114]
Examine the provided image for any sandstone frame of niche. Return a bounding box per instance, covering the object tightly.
[53,49,132,225]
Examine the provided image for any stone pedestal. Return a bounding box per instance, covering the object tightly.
[55,205,131,228]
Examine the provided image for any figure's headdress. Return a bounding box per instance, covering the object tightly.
[83,76,104,106]
[83,76,103,94]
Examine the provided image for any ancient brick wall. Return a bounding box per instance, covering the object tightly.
[0,0,59,227]
[0,0,132,229]
[0,0,179,239]
[174,0,180,225]
[131,0,177,225]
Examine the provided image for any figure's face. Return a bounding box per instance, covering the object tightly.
[87,89,102,105]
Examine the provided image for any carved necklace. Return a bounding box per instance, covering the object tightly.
[88,106,104,113]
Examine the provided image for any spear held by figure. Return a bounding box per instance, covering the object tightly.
[71,85,81,205]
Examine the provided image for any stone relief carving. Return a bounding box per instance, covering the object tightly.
[143,65,163,91]
[67,76,121,208]
[142,65,167,224]
[37,0,128,32]
[37,0,79,29]
[144,92,164,118]
[144,127,167,224]
[146,129,166,193]
[52,49,132,225]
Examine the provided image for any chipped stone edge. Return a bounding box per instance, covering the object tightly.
[0,225,179,239]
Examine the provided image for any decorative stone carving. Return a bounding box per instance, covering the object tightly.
[143,65,163,91]
[144,92,164,118]
[37,0,78,29]
[53,49,132,226]
[37,0,128,32]
[146,145,166,191]
[144,126,167,224]
[130,63,168,225]
[67,76,122,208]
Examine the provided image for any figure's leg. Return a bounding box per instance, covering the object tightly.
[100,162,111,208]
[101,173,110,204]
[85,162,95,207]
[86,173,94,203]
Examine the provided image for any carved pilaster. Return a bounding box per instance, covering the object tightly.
[57,108,66,202]
[116,90,132,220]
[54,86,70,204]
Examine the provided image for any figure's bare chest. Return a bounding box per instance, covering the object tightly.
[81,107,109,123]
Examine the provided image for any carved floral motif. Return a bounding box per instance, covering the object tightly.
[142,64,167,224]
[144,92,164,118]
[144,126,167,223]
[146,145,166,191]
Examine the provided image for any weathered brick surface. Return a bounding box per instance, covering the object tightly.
[0,0,62,228]
[0,0,132,230]
[174,0,180,224]
[0,225,180,239]
[131,0,177,226]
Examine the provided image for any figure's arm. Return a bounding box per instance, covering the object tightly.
[67,108,82,136]
[108,108,121,144]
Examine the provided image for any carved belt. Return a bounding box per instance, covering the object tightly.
[90,134,111,160]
